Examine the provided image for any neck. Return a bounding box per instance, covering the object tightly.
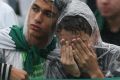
[36,38,50,49]
[106,15,120,32]
[27,36,51,49]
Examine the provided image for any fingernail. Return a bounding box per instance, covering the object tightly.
[65,41,69,44]
[77,37,80,40]
[72,39,76,42]
[60,38,65,42]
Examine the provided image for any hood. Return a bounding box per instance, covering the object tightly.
[23,0,70,46]
[56,0,120,77]
[56,0,113,60]
[57,0,102,47]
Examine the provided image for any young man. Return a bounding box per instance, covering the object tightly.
[56,0,120,78]
[0,0,69,80]
[95,0,120,46]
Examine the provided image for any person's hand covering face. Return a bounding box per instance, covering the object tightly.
[59,30,104,78]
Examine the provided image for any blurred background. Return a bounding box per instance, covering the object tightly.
[2,0,33,27]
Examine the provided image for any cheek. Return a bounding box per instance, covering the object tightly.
[27,12,34,30]
[96,0,101,7]
[28,10,34,22]
[114,4,120,12]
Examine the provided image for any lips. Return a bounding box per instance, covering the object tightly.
[102,8,110,12]
[30,24,44,33]
[100,6,110,13]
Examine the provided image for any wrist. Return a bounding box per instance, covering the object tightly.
[64,68,81,77]
[70,71,81,77]
[88,68,104,78]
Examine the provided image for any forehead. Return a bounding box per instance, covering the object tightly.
[33,0,58,14]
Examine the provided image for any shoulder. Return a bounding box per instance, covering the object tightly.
[0,1,15,14]
[109,44,120,55]
[47,48,60,61]
[0,1,13,11]
[107,44,120,77]
[0,27,16,49]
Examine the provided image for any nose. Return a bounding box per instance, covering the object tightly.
[34,12,43,24]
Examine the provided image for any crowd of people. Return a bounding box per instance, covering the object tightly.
[0,0,120,80]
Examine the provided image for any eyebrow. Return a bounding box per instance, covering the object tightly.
[33,3,38,7]
[33,3,57,16]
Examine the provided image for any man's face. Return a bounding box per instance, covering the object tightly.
[27,0,59,47]
[57,29,90,45]
[97,0,120,18]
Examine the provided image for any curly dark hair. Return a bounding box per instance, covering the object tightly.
[57,15,92,36]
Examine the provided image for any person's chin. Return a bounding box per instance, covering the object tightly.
[101,12,113,18]
[100,9,113,17]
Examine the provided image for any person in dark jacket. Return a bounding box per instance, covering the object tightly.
[95,0,120,46]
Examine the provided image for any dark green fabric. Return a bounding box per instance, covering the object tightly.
[95,10,105,31]
[9,25,57,75]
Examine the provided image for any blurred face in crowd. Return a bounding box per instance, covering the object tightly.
[96,0,120,18]
[27,0,59,48]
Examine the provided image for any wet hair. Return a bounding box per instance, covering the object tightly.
[57,15,92,36]
[44,0,69,12]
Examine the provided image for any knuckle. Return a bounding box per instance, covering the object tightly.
[65,62,71,66]
[61,61,66,65]
[82,61,86,65]
[21,75,25,79]
[84,56,89,61]
[24,72,28,76]
[65,62,73,66]
[60,59,64,63]
[88,53,93,58]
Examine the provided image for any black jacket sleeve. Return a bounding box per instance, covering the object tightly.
[0,63,12,80]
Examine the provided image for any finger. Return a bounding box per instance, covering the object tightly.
[69,45,74,62]
[72,38,88,60]
[79,32,97,59]
[80,31,89,45]
[61,41,69,64]
[65,41,71,64]
[73,49,83,68]
[88,47,97,58]
[21,70,27,75]
[61,44,65,57]
[72,43,85,66]
[72,43,84,63]
[60,44,66,63]
[78,32,92,56]
[60,38,66,46]
[76,37,93,56]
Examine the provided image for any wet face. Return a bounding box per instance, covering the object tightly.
[96,0,120,18]
[27,0,59,48]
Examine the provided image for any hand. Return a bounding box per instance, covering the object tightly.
[72,37,104,78]
[10,67,28,80]
[60,39,80,77]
